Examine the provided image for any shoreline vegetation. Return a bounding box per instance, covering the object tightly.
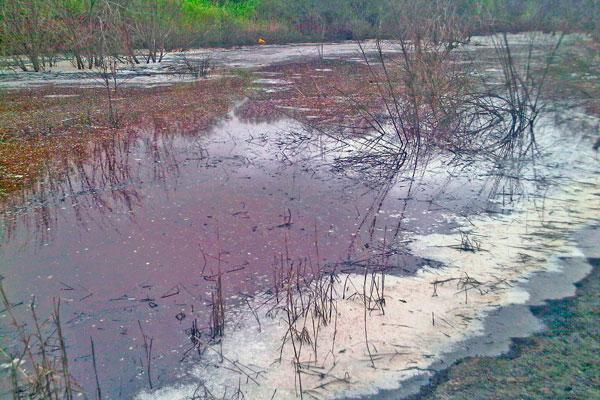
[0,0,598,72]
[0,1,598,201]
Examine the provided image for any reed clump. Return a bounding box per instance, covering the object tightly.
[0,282,80,400]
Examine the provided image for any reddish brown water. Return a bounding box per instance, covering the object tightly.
[0,100,489,397]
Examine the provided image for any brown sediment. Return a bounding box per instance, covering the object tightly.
[0,61,393,199]
[0,77,249,197]
[238,61,385,129]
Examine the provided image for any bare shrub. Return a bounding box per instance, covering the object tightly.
[480,32,565,157]
[1,0,60,71]
[172,54,212,79]
[336,1,479,170]
[0,282,81,399]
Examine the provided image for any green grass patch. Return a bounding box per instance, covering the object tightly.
[420,258,600,400]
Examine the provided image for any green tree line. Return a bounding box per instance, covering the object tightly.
[0,0,597,71]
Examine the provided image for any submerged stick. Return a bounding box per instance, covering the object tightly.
[53,298,74,400]
[90,336,102,400]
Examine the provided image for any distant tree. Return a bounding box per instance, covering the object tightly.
[1,0,60,71]
[55,0,100,69]
[129,0,183,63]
[0,0,597,71]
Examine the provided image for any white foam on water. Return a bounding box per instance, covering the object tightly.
[136,118,600,399]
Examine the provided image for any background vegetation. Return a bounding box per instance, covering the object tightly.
[0,0,598,71]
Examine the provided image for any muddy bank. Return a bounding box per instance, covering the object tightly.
[415,252,600,399]
[0,77,249,198]
[364,224,600,400]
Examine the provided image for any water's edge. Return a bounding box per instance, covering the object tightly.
[368,223,600,400]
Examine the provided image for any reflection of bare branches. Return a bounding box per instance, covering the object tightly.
[291,33,567,245]
[475,33,565,159]
[1,124,185,247]
[233,100,288,125]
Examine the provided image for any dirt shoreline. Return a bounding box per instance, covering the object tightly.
[363,224,600,400]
